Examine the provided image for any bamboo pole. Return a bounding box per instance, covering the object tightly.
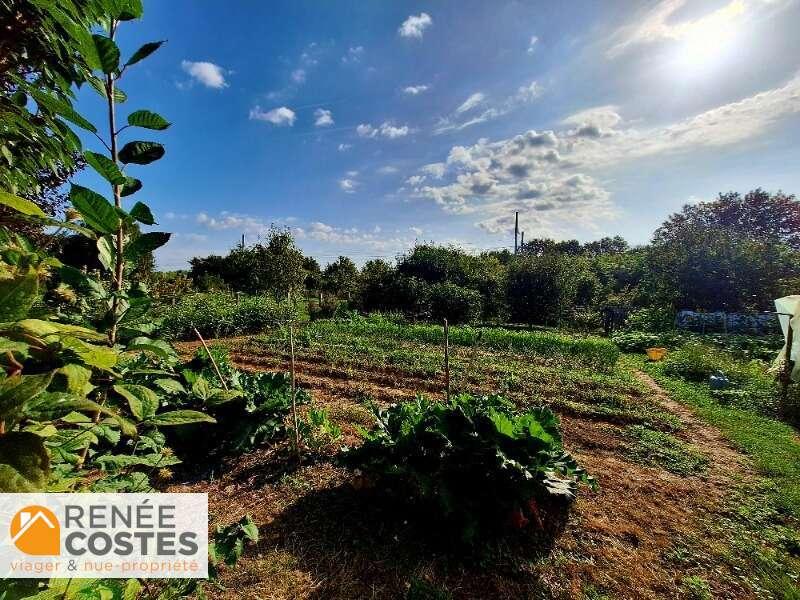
[193,327,228,391]
[780,321,794,419]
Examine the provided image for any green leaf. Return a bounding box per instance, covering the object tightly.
[92,34,121,74]
[120,177,142,197]
[148,410,216,426]
[125,40,165,67]
[0,372,54,418]
[129,201,155,225]
[113,384,159,420]
[154,378,186,395]
[84,151,126,185]
[0,337,29,359]
[59,364,94,396]
[60,336,118,370]
[13,319,107,341]
[0,190,46,216]
[97,235,115,271]
[70,184,119,234]
[118,141,165,165]
[0,266,39,321]
[30,90,97,133]
[125,232,171,261]
[88,75,127,102]
[126,337,176,361]
[0,432,49,492]
[127,110,170,130]
[113,0,143,20]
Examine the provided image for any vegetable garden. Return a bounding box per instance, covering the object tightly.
[1,1,799,599]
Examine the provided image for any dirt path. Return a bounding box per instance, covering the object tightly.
[633,369,757,485]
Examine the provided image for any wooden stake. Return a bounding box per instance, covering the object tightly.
[193,327,228,391]
[289,323,301,461]
[444,318,450,402]
[780,321,794,419]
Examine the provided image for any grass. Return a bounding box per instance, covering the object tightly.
[304,313,620,370]
[639,355,800,516]
[624,425,709,475]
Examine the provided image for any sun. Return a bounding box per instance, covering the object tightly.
[667,1,745,75]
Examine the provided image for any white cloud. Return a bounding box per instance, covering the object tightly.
[339,178,359,193]
[421,162,447,179]
[314,108,334,127]
[398,12,433,38]
[291,69,306,84]
[341,46,365,64]
[409,226,423,236]
[338,143,352,152]
[357,122,413,139]
[249,105,296,126]
[180,60,228,89]
[456,92,485,114]
[378,166,399,174]
[307,221,415,253]
[403,84,429,95]
[435,82,542,134]
[527,35,539,54]
[196,212,272,234]
[413,73,800,237]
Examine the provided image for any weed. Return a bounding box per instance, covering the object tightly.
[624,425,709,475]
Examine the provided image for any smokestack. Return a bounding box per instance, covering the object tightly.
[514,212,519,254]
[520,231,524,251]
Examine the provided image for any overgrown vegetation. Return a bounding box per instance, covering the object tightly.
[344,393,595,545]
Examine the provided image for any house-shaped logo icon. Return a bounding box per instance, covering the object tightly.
[10,505,60,555]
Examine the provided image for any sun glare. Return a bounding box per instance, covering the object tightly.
[667,1,745,75]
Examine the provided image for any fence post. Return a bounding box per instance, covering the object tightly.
[444,318,450,402]
[289,322,301,462]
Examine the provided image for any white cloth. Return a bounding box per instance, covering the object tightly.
[774,296,800,381]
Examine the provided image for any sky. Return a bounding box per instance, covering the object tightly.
[72,0,800,269]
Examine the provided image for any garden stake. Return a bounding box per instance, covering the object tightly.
[444,318,450,401]
[289,322,301,462]
[780,320,794,419]
[193,326,228,391]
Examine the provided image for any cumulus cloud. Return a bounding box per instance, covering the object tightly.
[357,122,413,139]
[314,108,334,127]
[421,162,446,179]
[196,212,273,234]
[249,105,296,126]
[307,221,416,253]
[338,143,352,152]
[412,73,800,237]
[398,12,433,38]
[527,35,539,54]
[403,84,429,95]
[180,60,228,89]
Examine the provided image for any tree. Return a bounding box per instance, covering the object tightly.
[654,189,800,250]
[303,256,322,293]
[648,190,800,310]
[358,259,396,312]
[506,254,581,325]
[323,256,359,299]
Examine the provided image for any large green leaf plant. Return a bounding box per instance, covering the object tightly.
[0,0,213,496]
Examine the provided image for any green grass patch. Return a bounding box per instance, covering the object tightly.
[637,356,800,516]
[624,425,708,475]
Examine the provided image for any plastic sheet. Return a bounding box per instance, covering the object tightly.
[774,295,800,381]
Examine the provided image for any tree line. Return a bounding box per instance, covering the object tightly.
[179,189,800,326]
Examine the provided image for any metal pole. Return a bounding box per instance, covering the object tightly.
[444,318,450,402]
[514,212,519,254]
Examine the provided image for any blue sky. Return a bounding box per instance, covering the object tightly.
[73,0,800,269]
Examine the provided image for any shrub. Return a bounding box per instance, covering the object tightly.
[344,394,595,544]
[624,307,675,332]
[427,282,482,324]
[158,292,297,340]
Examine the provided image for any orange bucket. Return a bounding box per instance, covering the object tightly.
[645,347,667,361]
